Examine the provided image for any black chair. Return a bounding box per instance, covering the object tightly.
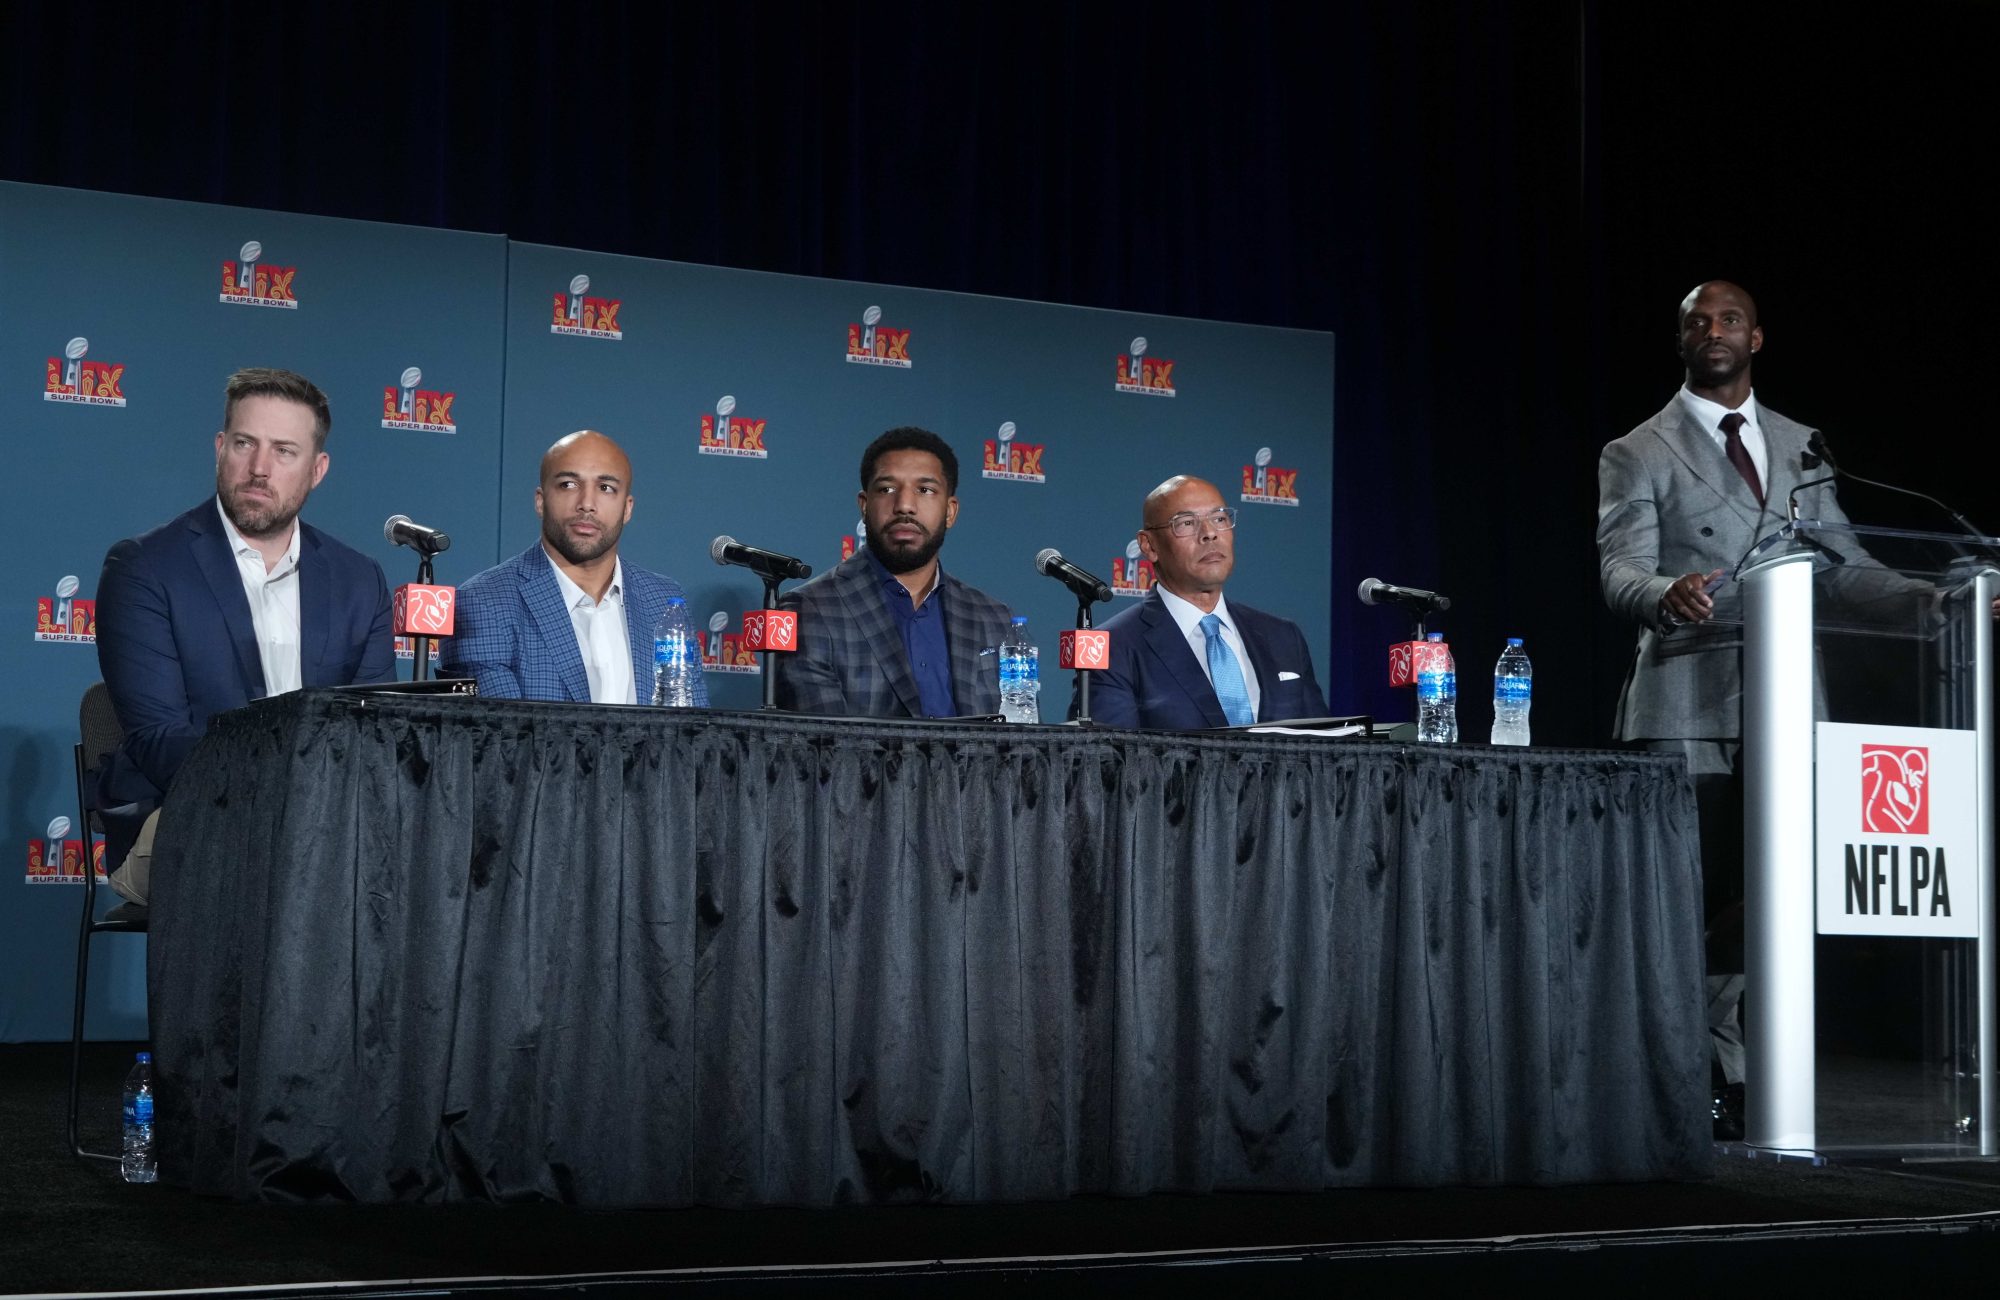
[67,681,147,1164]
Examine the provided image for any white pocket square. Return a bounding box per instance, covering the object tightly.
[1278,670,1301,682]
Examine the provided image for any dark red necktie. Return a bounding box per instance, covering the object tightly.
[1719,412,1764,505]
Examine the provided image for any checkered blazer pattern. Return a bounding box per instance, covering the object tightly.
[774,551,1014,717]
[441,543,708,705]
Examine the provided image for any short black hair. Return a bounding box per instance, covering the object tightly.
[860,426,958,496]
[224,367,332,452]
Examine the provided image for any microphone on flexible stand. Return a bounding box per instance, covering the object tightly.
[1356,577,1451,613]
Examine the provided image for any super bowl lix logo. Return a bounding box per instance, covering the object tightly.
[381,367,458,434]
[701,612,760,674]
[218,240,298,309]
[552,274,621,340]
[44,337,126,406]
[35,575,96,644]
[1241,447,1299,506]
[846,305,911,369]
[26,816,104,885]
[981,422,1046,483]
[1114,336,1175,397]
[1111,540,1155,597]
[699,395,768,459]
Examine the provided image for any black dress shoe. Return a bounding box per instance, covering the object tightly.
[1712,1083,1745,1142]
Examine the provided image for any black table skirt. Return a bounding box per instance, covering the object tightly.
[148,692,1710,1204]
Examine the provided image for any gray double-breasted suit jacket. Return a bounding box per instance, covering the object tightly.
[1596,395,1854,741]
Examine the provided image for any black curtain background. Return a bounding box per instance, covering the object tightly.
[5,1,1994,746]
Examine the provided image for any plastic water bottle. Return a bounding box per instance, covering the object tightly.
[998,615,1040,723]
[1416,632,1458,744]
[1491,637,1532,746]
[651,596,698,707]
[121,1050,156,1184]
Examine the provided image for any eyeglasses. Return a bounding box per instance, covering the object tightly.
[1141,507,1238,538]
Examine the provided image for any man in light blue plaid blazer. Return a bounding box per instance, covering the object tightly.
[443,431,707,706]
[775,428,1013,718]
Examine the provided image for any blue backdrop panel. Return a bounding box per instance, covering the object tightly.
[500,244,1333,713]
[0,184,1328,1041]
[0,182,507,1041]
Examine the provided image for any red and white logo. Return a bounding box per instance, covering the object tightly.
[35,575,95,644]
[552,273,622,340]
[1241,446,1300,507]
[701,611,760,674]
[699,395,768,459]
[846,304,912,368]
[1115,335,1176,397]
[741,609,798,653]
[393,585,457,637]
[25,816,103,885]
[44,337,126,407]
[981,421,1046,483]
[381,366,458,433]
[1059,629,1110,670]
[218,240,298,309]
[1862,745,1930,835]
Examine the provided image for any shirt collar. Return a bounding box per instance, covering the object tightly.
[1679,384,1761,439]
[214,496,301,572]
[1155,583,1234,639]
[865,546,943,606]
[545,545,624,610]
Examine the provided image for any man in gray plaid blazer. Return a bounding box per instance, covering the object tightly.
[775,427,1013,718]
[443,430,707,706]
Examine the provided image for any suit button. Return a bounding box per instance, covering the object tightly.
[1700,526,1714,537]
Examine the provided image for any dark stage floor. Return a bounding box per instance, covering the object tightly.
[6,1044,2000,1295]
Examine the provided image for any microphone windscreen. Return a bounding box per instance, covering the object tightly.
[1034,547,1062,574]
[384,514,411,544]
[709,535,736,564]
[1356,578,1381,605]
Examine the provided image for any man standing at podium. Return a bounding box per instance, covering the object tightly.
[1597,280,1850,1138]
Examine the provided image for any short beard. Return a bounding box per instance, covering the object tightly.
[218,482,302,541]
[866,524,946,575]
[543,515,618,565]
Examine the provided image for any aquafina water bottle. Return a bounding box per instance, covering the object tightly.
[651,596,698,707]
[121,1050,156,1183]
[1416,631,1458,744]
[998,615,1040,723]
[1490,637,1532,746]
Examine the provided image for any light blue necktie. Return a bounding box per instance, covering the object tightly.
[1200,613,1255,726]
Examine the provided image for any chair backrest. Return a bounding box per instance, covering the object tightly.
[79,683,124,774]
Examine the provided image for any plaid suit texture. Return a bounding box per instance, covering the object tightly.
[774,551,1013,717]
[441,544,707,705]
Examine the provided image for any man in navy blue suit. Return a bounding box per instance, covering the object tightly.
[1073,474,1327,730]
[442,430,706,707]
[94,367,397,904]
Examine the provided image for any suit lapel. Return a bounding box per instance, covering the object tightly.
[1141,593,1229,728]
[622,571,659,699]
[187,507,267,699]
[1232,607,1285,722]
[938,573,999,714]
[1652,400,1763,529]
[520,548,593,703]
[296,527,333,686]
[837,556,922,717]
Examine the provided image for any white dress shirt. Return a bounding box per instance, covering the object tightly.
[1679,385,1768,489]
[546,549,635,705]
[215,498,302,697]
[1155,585,1262,719]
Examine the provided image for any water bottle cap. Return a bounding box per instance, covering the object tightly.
[666,595,685,607]
[136,1051,151,1063]
[1011,615,1027,625]
[1427,632,1443,642]
[1507,637,1523,647]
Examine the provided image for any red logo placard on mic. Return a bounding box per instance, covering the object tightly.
[741,609,798,652]
[393,584,457,637]
[1058,629,1110,670]
[1387,638,1447,687]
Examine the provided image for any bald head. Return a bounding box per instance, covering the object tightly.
[1678,280,1757,331]
[1136,474,1236,605]
[536,429,635,568]
[1143,475,1220,527]
[1677,281,1762,402]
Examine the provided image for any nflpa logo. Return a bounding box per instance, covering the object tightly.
[1059,629,1110,670]
[741,609,798,652]
[1861,745,1929,835]
[393,584,457,636]
[1387,639,1448,687]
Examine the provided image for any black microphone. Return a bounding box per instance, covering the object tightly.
[711,534,812,582]
[1357,577,1450,612]
[1034,548,1113,603]
[383,514,451,554]
[1802,430,1990,545]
